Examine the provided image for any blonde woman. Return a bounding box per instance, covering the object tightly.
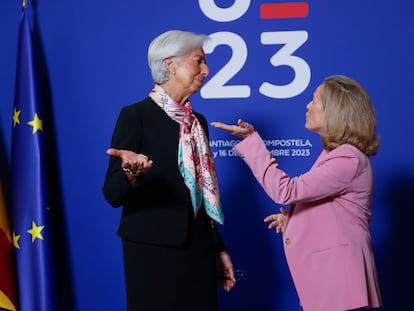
[212,75,382,311]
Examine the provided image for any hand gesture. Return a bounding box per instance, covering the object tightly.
[264,208,288,234]
[106,148,153,182]
[211,119,255,139]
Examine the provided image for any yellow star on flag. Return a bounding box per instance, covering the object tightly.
[13,107,21,128]
[27,113,44,134]
[13,231,21,249]
[27,221,45,243]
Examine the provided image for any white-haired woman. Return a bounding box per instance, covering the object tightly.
[103,30,236,310]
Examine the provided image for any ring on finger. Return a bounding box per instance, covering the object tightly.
[122,167,139,176]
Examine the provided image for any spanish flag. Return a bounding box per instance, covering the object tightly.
[0,182,17,311]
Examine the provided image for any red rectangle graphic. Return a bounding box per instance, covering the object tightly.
[260,2,309,19]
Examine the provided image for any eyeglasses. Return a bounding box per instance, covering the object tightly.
[234,269,247,281]
[219,269,247,281]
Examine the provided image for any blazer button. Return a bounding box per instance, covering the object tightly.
[285,238,291,245]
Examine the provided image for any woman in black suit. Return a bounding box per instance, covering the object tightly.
[103,30,236,311]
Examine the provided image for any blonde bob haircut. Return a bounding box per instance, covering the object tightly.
[148,30,209,84]
[321,75,380,156]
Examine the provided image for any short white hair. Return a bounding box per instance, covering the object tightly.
[148,30,209,84]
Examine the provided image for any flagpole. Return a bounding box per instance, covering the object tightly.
[22,0,27,8]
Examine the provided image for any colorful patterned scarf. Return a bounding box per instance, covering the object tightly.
[149,85,224,224]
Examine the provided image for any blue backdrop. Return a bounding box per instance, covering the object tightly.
[1,1,413,310]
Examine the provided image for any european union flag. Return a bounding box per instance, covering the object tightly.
[11,8,57,311]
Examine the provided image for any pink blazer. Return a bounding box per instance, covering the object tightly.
[234,132,382,311]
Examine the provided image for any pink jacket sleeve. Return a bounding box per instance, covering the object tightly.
[233,131,360,205]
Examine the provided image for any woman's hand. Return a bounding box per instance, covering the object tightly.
[106,148,153,182]
[216,250,236,292]
[264,208,288,234]
[211,119,255,139]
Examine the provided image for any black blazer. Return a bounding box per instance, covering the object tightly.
[103,97,225,250]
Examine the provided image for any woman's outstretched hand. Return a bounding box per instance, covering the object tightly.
[211,119,255,139]
[106,148,153,183]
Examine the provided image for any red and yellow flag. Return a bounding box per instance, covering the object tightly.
[0,182,17,311]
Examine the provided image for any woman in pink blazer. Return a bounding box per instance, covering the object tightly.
[212,75,382,311]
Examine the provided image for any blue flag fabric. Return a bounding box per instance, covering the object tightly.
[11,9,56,311]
